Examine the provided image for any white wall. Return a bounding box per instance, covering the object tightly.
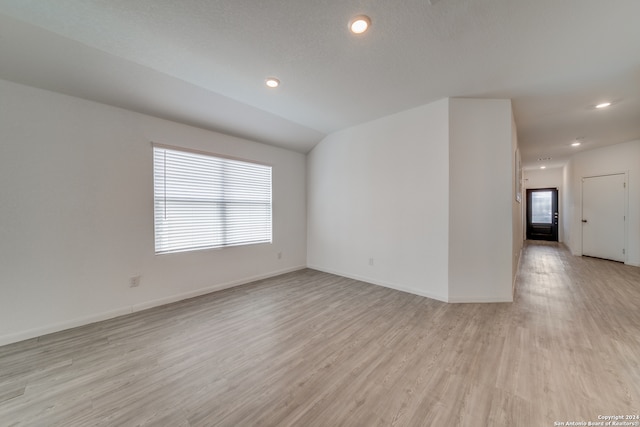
[308,97,519,303]
[448,99,515,302]
[564,140,640,266]
[0,79,307,345]
[523,167,564,242]
[512,112,524,291]
[562,162,573,249]
[524,167,563,190]
[307,100,451,301]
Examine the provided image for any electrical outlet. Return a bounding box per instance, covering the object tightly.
[369,258,374,266]
[129,275,141,288]
[277,252,282,260]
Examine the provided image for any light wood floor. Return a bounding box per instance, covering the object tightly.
[1,242,639,426]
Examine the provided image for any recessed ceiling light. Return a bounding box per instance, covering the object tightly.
[265,77,280,88]
[349,15,371,34]
[595,102,611,109]
[571,142,581,147]
[540,166,547,169]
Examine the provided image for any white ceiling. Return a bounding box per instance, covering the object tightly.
[0,0,639,168]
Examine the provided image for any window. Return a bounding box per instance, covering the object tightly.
[531,191,552,224]
[153,145,272,254]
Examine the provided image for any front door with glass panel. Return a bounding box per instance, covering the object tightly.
[526,188,558,241]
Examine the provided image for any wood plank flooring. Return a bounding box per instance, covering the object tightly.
[1,242,639,426]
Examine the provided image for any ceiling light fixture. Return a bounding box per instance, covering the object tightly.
[571,142,581,147]
[349,15,371,34]
[540,166,547,169]
[265,77,280,88]
[595,102,611,109]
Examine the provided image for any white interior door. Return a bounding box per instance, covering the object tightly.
[582,174,626,262]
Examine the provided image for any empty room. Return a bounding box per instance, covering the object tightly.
[1,1,639,426]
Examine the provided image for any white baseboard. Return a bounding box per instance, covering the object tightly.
[307,264,449,303]
[131,265,306,312]
[308,265,515,304]
[447,295,514,303]
[0,307,133,347]
[0,265,306,347]
[513,246,524,296]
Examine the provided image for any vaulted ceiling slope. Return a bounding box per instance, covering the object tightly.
[0,0,639,167]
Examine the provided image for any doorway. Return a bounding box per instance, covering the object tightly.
[582,174,626,262]
[526,188,558,241]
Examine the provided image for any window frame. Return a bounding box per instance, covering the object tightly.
[152,143,273,255]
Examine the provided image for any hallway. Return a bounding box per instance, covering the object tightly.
[513,241,640,422]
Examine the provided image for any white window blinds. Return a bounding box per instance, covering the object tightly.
[153,145,272,254]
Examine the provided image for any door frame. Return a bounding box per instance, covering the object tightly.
[580,172,628,263]
[526,187,559,241]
